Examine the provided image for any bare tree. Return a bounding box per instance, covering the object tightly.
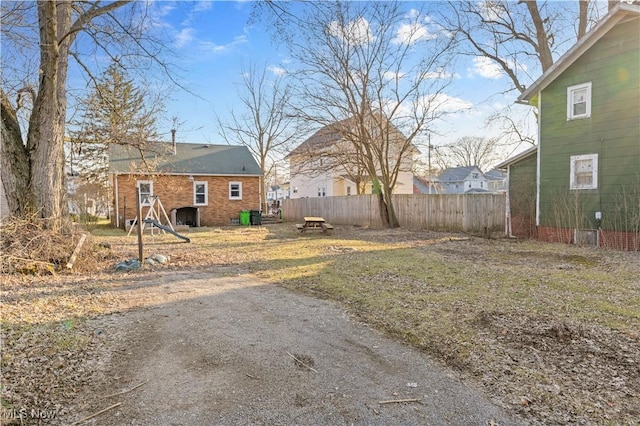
[260,1,454,227]
[440,136,501,172]
[444,0,605,94]
[1,1,174,229]
[440,0,607,148]
[217,63,300,212]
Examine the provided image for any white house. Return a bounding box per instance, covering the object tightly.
[287,117,415,198]
[437,166,489,194]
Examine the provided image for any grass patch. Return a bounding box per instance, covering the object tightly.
[3,224,639,424]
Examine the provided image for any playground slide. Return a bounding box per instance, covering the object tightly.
[144,219,191,243]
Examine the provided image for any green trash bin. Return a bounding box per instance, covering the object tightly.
[239,210,250,226]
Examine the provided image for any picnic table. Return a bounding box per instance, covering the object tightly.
[296,216,334,233]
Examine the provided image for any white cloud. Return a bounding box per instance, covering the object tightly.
[392,22,435,45]
[192,1,213,13]
[468,56,528,80]
[383,71,406,81]
[468,56,503,79]
[199,34,248,53]
[268,65,286,76]
[428,93,474,114]
[327,17,374,45]
[479,1,505,22]
[175,28,195,48]
[406,8,420,19]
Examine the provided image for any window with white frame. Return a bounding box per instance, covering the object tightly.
[229,182,242,200]
[567,82,592,120]
[194,181,208,206]
[318,187,326,197]
[570,154,598,190]
[137,180,153,205]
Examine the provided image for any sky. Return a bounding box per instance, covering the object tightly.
[144,0,536,160]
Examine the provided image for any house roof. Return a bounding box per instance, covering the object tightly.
[287,114,416,158]
[495,145,538,170]
[287,121,346,158]
[437,166,482,182]
[109,142,262,176]
[518,3,640,103]
[484,168,507,181]
[413,176,440,194]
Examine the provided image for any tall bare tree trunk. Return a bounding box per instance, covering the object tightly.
[383,192,399,228]
[578,0,589,39]
[24,2,72,228]
[523,0,554,72]
[1,92,30,215]
[377,193,391,228]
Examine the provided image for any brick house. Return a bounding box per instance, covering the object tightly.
[109,142,262,229]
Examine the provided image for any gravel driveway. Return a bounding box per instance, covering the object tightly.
[71,269,519,425]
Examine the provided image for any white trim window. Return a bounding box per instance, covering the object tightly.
[193,181,208,206]
[570,154,598,190]
[229,181,242,200]
[317,187,326,197]
[137,180,153,205]
[567,82,592,120]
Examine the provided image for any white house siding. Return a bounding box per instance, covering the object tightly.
[290,172,334,199]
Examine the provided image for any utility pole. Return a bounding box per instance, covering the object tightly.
[427,133,432,195]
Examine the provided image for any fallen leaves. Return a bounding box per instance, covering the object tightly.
[2,225,639,425]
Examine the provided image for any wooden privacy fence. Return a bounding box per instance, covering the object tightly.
[282,194,506,233]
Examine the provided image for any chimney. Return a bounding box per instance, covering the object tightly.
[171,128,176,155]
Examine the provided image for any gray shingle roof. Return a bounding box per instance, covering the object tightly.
[484,168,507,180]
[287,115,415,158]
[109,142,262,176]
[437,166,480,182]
[286,120,349,158]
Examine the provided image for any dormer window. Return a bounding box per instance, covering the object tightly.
[567,82,592,120]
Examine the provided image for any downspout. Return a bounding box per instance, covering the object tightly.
[114,173,120,228]
[536,91,542,228]
[506,165,513,237]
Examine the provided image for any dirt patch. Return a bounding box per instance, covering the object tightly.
[63,270,515,425]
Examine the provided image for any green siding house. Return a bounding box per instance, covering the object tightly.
[502,4,640,250]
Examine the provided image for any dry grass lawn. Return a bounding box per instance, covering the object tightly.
[1,222,639,424]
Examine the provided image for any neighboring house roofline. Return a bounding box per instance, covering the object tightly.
[109,142,262,176]
[517,3,640,104]
[495,145,538,169]
[111,171,263,178]
[437,165,483,182]
[287,114,416,159]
